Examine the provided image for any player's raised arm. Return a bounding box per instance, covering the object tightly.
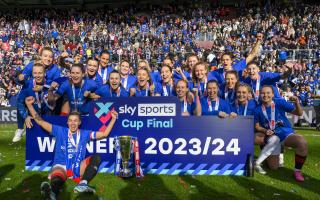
[95,110,118,140]
[25,96,53,133]
[246,33,262,64]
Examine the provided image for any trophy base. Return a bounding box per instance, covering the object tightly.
[120,171,133,178]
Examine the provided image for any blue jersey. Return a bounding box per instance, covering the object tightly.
[132,86,151,97]
[155,81,175,96]
[200,97,231,116]
[180,99,196,116]
[231,99,257,116]
[219,84,236,104]
[173,70,191,83]
[243,72,281,99]
[121,75,136,91]
[207,59,246,84]
[22,61,61,85]
[151,71,161,83]
[56,79,97,115]
[23,84,52,115]
[254,98,295,141]
[51,125,95,165]
[17,89,29,120]
[95,85,129,98]
[87,74,103,88]
[98,66,113,84]
[188,81,207,97]
[18,79,52,118]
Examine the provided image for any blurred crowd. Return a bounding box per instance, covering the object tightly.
[1,2,320,107]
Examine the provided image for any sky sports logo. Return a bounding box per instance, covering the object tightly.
[138,103,176,116]
[119,103,176,116]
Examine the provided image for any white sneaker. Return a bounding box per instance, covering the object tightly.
[254,164,267,175]
[279,153,284,167]
[12,129,25,142]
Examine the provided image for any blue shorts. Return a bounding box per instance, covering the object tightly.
[275,127,294,142]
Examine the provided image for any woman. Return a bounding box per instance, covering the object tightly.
[230,83,257,117]
[24,96,118,198]
[137,59,160,83]
[207,34,262,84]
[200,80,231,118]
[154,65,175,96]
[86,57,103,88]
[18,47,61,85]
[13,47,61,142]
[119,60,136,91]
[175,79,201,116]
[15,63,53,142]
[254,85,307,182]
[244,61,292,101]
[130,68,155,97]
[92,70,129,98]
[220,70,239,104]
[48,64,97,115]
[189,62,208,98]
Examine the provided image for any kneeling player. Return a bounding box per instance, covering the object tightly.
[25,96,118,199]
[254,86,307,181]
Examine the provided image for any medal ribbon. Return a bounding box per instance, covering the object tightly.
[33,79,43,109]
[262,101,276,130]
[66,129,82,181]
[208,97,219,112]
[252,75,260,102]
[99,67,108,84]
[236,100,248,116]
[110,87,121,97]
[71,80,84,111]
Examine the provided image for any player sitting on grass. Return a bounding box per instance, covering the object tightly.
[25,96,118,199]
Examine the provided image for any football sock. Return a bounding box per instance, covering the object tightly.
[81,154,101,183]
[256,135,280,165]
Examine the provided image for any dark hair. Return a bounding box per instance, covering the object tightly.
[221,52,234,60]
[207,79,219,88]
[71,63,85,73]
[100,50,110,57]
[161,65,173,73]
[261,85,274,93]
[107,70,121,86]
[68,111,81,122]
[119,59,130,67]
[109,70,120,77]
[86,57,99,64]
[225,70,238,80]
[187,53,199,62]
[247,61,261,70]
[162,57,174,67]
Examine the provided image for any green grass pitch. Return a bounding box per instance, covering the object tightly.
[0,124,319,199]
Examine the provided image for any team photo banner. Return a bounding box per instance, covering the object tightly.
[26,97,254,176]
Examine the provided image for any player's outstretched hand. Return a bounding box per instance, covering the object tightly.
[111,110,118,120]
